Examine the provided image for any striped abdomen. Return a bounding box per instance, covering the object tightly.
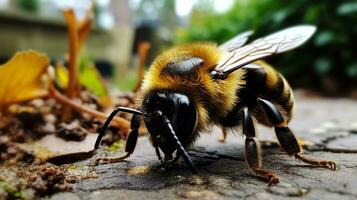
[237,61,295,127]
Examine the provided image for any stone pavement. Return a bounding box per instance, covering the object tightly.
[49,94,357,200]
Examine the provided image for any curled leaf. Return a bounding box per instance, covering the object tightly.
[0,50,50,107]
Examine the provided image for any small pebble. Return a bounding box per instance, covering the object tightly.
[44,114,57,124]
[321,122,336,130]
[268,182,308,197]
[189,175,206,185]
[182,190,220,200]
[127,166,151,175]
[309,128,326,135]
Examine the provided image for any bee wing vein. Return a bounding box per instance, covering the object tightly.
[215,25,316,75]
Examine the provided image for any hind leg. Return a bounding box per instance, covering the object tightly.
[257,98,336,170]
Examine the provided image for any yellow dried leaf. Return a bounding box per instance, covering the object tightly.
[0,50,50,107]
[55,63,69,89]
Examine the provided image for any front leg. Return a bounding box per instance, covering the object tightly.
[93,114,140,165]
[242,108,279,185]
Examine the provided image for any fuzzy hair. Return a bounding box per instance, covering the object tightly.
[136,43,246,134]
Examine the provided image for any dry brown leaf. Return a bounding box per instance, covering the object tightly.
[0,50,50,107]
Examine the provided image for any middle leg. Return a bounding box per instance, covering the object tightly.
[242,107,279,185]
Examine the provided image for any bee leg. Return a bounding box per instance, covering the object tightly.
[93,114,140,165]
[243,108,279,186]
[162,152,181,169]
[155,146,164,164]
[218,127,228,143]
[156,111,198,174]
[257,98,336,170]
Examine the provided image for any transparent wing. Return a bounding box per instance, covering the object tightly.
[214,25,316,77]
[218,30,253,52]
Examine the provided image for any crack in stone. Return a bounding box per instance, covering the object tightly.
[339,163,357,169]
[321,134,346,144]
[321,187,357,198]
[190,149,244,161]
[306,145,357,153]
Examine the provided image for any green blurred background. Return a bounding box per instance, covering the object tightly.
[0,0,356,96]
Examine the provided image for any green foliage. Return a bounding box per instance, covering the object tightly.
[176,0,357,91]
[16,0,39,13]
[0,180,23,199]
[115,70,139,91]
[79,55,108,98]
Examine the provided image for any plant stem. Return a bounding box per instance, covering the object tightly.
[63,9,79,99]
[48,85,130,136]
[133,42,150,92]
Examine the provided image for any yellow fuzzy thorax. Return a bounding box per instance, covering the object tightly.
[136,43,246,132]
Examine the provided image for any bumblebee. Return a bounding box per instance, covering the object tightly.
[94,25,336,185]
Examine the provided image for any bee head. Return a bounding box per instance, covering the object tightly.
[142,91,197,160]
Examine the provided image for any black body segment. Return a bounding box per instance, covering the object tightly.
[94,107,143,149]
[257,98,285,125]
[130,114,141,129]
[219,105,242,127]
[245,138,261,169]
[141,91,198,173]
[252,98,335,170]
[242,108,256,138]
[234,63,293,125]
[275,127,300,154]
[241,108,279,185]
[93,110,142,165]
[124,129,138,154]
[142,91,197,155]
[161,57,204,76]
[125,114,141,154]
[243,64,267,94]
[158,112,197,174]
[257,98,300,154]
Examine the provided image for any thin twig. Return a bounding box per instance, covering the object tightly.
[48,85,130,136]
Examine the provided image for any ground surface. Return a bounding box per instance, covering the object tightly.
[48,93,357,200]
